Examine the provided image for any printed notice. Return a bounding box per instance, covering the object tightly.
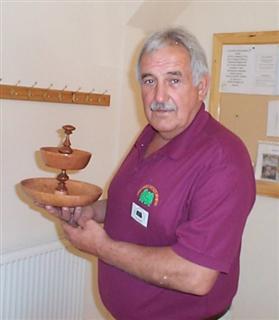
[220,44,279,95]
[267,100,279,137]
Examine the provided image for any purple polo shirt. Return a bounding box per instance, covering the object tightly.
[99,104,256,320]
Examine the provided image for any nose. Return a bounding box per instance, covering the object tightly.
[154,82,168,103]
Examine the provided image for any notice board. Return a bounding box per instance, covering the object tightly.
[208,31,279,198]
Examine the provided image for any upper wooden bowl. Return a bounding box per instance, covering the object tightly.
[21,177,102,207]
[40,147,91,170]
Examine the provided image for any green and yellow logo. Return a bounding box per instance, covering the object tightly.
[137,184,159,207]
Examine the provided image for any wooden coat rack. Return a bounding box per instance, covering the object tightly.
[0,83,110,107]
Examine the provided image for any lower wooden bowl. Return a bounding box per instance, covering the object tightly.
[21,177,102,207]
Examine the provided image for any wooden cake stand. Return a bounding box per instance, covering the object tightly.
[20,125,102,208]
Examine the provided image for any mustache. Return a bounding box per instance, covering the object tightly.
[150,101,177,111]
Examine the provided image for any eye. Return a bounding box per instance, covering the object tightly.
[142,78,155,86]
[169,78,180,85]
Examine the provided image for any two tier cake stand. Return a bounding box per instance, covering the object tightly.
[20,125,102,219]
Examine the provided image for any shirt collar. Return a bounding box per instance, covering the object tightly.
[134,124,155,152]
[165,103,209,160]
[134,103,209,160]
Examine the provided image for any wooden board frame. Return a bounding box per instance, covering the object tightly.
[208,31,279,198]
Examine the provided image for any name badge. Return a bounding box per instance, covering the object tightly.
[131,202,149,227]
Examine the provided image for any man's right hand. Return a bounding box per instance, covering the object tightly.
[35,199,107,227]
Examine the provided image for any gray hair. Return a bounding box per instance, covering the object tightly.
[136,27,208,86]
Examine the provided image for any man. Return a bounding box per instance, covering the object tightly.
[44,28,256,319]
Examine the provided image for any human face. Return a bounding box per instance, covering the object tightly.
[139,45,208,140]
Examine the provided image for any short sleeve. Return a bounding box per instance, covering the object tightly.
[172,158,255,273]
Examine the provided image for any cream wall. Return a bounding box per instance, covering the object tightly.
[1,1,278,320]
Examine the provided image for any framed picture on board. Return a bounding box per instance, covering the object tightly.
[255,141,279,182]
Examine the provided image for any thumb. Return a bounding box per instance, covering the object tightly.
[78,215,89,228]
[62,221,77,237]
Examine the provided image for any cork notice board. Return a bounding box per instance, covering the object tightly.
[209,31,279,198]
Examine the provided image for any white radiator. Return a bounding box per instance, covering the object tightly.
[1,240,87,320]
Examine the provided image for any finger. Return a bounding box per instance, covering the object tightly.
[62,221,73,232]
[61,207,72,221]
[77,212,90,228]
[73,207,82,222]
[62,222,79,240]
[45,205,61,216]
[68,209,79,227]
[77,206,93,228]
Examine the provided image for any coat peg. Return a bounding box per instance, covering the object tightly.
[85,88,95,102]
[98,90,108,103]
[28,81,38,98]
[59,85,68,102]
[72,87,82,103]
[43,83,53,100]
[10,80,21,96]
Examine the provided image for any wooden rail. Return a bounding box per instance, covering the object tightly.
[0,84,110,107]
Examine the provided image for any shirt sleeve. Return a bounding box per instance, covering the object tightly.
[171,155,255,273]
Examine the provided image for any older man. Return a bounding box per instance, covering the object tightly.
[45,28,255,319]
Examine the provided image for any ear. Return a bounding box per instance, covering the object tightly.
[197,75,210,101]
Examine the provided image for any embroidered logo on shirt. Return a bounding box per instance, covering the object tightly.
[137,184,159,207]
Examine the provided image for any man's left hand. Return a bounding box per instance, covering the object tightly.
[62,219,109,257]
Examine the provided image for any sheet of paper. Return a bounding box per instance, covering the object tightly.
[220,45,253,94]
[267,100,279,137]
[255,45,279,95]
[220,44,279,95]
